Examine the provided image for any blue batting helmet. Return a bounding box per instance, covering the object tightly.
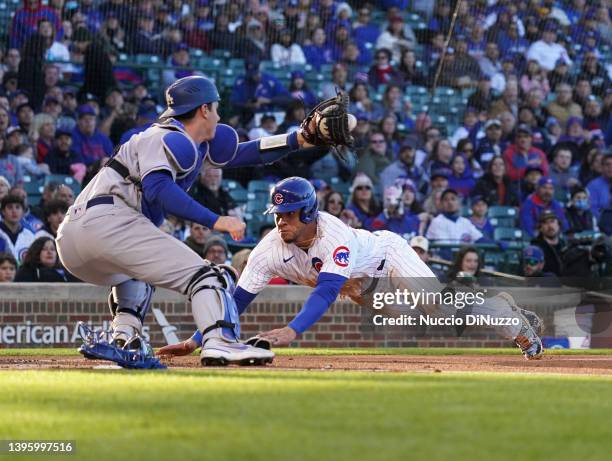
[264,177,318,224]
[160,75,220,119]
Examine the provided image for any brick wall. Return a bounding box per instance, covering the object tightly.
[0,283,608,348]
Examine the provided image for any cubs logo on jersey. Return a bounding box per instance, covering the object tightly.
[311,257,323,272]
[333,246,350,267]
[273,193,284,205]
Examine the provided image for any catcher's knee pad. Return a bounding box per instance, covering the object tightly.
[109,280,155,323]
[187,263,240,343]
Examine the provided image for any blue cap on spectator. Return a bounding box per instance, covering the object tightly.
[555,58,568,67]
[8,89,27,100]
[431,169,449,180]
[480,74,491,81]
[525,165,544,175]
[174,43,189,52]
[245,55,261,77]
[310,179,328,191]
[77,104,96,118]
[291,70,305,80]
[523,245,544,262]
[287,0,299,6]
[16,102,34,113]
[516,123,532,136]
[62,86,77,96]
[566,116,583,127]
[471,194,487,205]
[545,117,560,127]
[543,22,557,32]
[537,176,554,188]
[400,138,417,150]
[137,104,158,119]
[355,111,369,122]
[55,127,72,138]
[43,96,60,106]
[399,179,416,193]
[196,0,209,7]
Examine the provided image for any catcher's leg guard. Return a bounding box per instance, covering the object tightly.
[109,280,155,346]
[187,264,274,366]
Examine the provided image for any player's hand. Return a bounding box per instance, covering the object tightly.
[156,338,198,357]
[214,216,246,241]
[258,326,297,346]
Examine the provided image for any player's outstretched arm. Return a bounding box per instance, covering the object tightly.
[259,273,346,346]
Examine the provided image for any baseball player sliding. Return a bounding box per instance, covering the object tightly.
[160,177,544,361]
[56,76,355,368]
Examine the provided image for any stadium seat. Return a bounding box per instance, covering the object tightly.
[494,227,523,241]
[44,174,81,196]
[488,206,517,227]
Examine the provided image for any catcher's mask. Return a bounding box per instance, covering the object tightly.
[264,177,318,224]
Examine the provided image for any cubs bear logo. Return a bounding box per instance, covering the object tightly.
[311,257,323,272]
[332,246,350,267]
[273,193,284,205]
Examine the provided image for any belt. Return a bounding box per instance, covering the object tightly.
[86,196,114,209]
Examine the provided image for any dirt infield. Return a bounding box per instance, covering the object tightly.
[1,353,611,375]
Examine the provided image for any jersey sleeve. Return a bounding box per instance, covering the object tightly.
[318,220,357,278]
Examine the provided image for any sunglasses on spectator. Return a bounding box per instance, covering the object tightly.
[356,185,371,191]
[328,199,344,205]
[525,259,541,266]
[370,139,385,144]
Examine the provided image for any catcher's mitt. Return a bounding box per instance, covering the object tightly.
[300,91,355,161]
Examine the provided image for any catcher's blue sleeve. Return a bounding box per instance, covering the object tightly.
[225,132,300,168]
[142,171,219,228]
[189,286,256,344]
[288,273,346,334]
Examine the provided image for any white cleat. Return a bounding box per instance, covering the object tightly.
[200,338,275,366]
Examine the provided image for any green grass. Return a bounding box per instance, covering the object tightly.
[2,347,612,357]
[0,369,611,461]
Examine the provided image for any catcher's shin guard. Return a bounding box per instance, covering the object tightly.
[109,280,155,347]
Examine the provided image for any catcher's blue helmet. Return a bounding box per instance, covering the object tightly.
[160,76,220,119]
[264,177,318,224]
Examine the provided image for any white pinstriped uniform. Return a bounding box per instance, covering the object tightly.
[240,211,523,339]
[239,211,435,294]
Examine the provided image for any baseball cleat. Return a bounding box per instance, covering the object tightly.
[516,307,545,336]
[244,335,272,350]
[200,338,275,366]
[513,314,544,360]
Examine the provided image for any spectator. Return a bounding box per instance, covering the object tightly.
[546,117,563,146]
[230,56,292,124]
[448,154,475,198]
[586,154,612,220]
[302,27,333,71]
[81,36,118,103]
[548,58,573,92]
[422,171,448,215]
[9,0,61,51]
[526,21,572,72]
[520,177,569,238]
[522,245,554,277]
[183,222,210,258]
[467,75,493,113]
[449,35,483,89]
[320,63,350,100]
[499,111,517,145]
[14,236,77,282]
[179,14,210,52]
[549,146,580,192]
[239,18,269,61]
[162,44,199,90]
[130,13,160,55]
[565,187,598,237]
[52,184,75,207]
[503,124,549,181]
[546,83,583,129]
[10,185,43,231]
[190,167,241,217]
[29,181,57,221]
[469,195,494,239]
[426,189,483,245]
[18,35,46,110]
[352,7,381,48]
[368,48,401,89]
[31,112,55,163]
[520,59,550,97]
[356,132,391,191]
[425,138,453,178]
[0,176,9,200]
[203,236,229,265]
[578,51,610,98]
[0,252,17,282]
[475,119,504,166]
[410,236,430,264]
[347,173,380,230]
[322,190,360,228]
[372,185,420,236]
[397,49,426,87]
[0,194,35,264]
[380,140,426,194]
[449,108,479,149]
[209,14,238,53]
[348,82,376,121]
[530,210,565,276]
[38,18,70,70]
[248,114,278,140]
[446,246,481,280]
[478,41,502,80]
[473,156,519,206]
[99,14,128,55]
[271,29,306,65]
[43,128,85,181]
[375,16,412,62]
[14,143,50,179]
[0,136,23,185]
[33,199,67,240]
[71,105,113,166]
[288,71,317,109]
[489,82,519,119]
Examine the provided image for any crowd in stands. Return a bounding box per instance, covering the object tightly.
[0,0,611,284]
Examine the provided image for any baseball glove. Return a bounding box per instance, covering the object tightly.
[300,90,355,161]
